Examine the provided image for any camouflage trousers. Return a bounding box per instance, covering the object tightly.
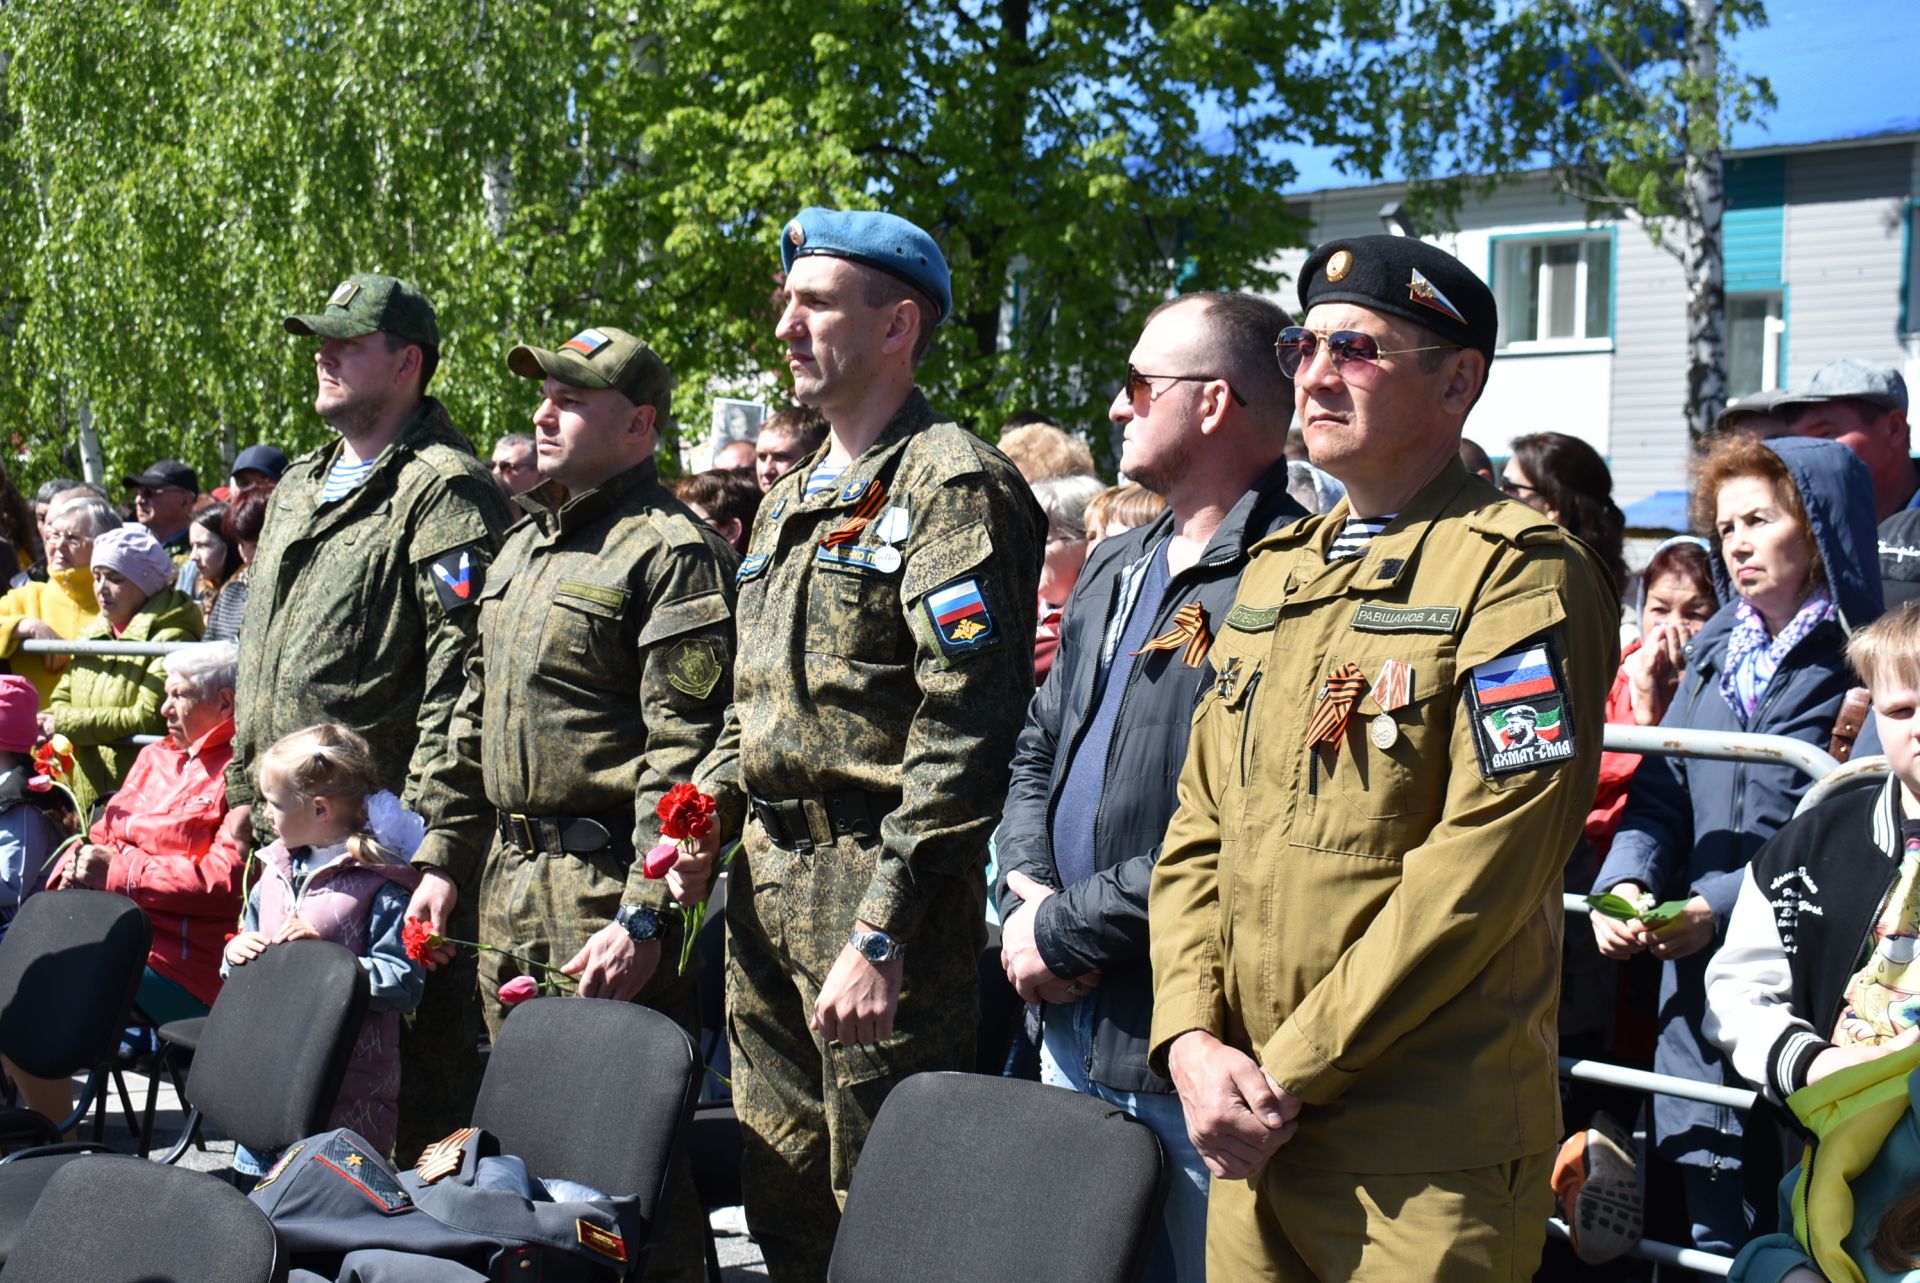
[727,821,983,1283]
[395,894,485,1168]
[478,835,705,1283]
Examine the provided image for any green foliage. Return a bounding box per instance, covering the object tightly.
[0,0,1397,488]
[1374,0,1775,232]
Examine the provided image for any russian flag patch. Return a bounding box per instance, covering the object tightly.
[1465,638,1576,777]
[561,328,612,357]
[429,547,482,611]
[924,577,1000,657]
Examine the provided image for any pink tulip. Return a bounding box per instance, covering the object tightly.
[498,975,540,1005]
[643,840,679,880]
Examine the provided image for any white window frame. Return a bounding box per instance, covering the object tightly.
[1494,233,1614,354]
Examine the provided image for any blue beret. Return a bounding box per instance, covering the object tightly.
[779,207,952,326]
[1298,234,1498,366]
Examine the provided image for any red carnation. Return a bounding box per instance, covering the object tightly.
[656,783,716,841]
[498,975,540,1006]
[402,916,442,966]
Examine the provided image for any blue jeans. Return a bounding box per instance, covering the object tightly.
[1041,1000,1209,1283]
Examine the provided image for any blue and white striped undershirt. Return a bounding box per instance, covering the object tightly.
[1327,514,1396,563]
[321,455,377,503]
[802,461,847,500]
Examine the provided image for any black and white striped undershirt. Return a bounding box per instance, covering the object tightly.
[1327,513,1396,563]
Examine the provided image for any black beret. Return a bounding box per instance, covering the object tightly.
[1297,235,1498,366]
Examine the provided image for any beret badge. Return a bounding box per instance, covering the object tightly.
[787,221,806,247]
[1325,250,1353,283]
[1408,267,1467,325]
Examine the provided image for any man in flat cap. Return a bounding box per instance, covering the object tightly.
[1149,235,1618,1280]
[669,208,1044,1280]
[418,325,734,1281]
[230,273,512,1164]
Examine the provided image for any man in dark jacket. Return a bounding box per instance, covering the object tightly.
[996,290,1303,1281]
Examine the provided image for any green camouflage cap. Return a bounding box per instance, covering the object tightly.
[284,274,440,350]
[506,326,672,414]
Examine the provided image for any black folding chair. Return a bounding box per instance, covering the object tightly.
[0,937,368,1266]
[828,1072,1166,1283]
[0,889,150,1149]
[473,996,701,1279]
[8,1154,287,1282]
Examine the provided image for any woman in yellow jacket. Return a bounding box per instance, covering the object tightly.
[0,493,113,703]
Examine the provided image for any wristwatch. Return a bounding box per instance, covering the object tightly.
[848,926,902,964]
[615,904,664,944]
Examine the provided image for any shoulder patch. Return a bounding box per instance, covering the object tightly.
[429,547,483,611]
[665,638,724,699]
[736,553,769,585]
[923,576,1001,657]
[1464,638,1578,778]
[317,1130,411,1210]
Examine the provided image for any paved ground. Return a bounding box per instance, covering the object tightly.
[55,1066,769,1278]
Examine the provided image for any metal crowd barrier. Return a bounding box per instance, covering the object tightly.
[18,637,197,745]
[1547,723,1854,1277]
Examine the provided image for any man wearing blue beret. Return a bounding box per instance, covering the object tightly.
[669,207,1046,1279]
[1150,235,1620,1280]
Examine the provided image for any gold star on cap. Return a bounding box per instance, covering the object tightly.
[1326,249,1353,283]
[788,221,806,247]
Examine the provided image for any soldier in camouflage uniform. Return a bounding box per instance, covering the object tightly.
[670,209,1046,1282]
[418,325,734,1282]
[230,275,511,1164]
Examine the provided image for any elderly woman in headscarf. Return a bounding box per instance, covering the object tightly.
[0,492,118,704]
[37,525,203,816]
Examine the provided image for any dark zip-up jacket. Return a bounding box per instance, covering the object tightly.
[1597,436,1883,1169]
[1704,775,1904,1107]
[995,459,1304,1092]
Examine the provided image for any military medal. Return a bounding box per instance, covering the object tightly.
[1370,660,1412,711]
[1306,662,1367,752]
[1369,713,1398,749]
[872,504,909,572]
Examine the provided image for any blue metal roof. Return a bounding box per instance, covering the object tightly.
[1280,0,1920,195]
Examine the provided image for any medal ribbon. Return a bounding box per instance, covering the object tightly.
[821,480,889,548]
[1133,601,1213,668]
[1305,662,1368,751]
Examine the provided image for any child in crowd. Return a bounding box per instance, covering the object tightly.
[223,723,425,1173]
[0,675,60,944]
[1703,600,1920,1281]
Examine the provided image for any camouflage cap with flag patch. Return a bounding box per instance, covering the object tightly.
[285,274,440,350]
[506,326,672,415]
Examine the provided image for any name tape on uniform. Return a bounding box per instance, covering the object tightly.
[1350,604,1461,634]
[1464,640,1577,777]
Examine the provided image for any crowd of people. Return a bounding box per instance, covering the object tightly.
[1,209,1919,1283]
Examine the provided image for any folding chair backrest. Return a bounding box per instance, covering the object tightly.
[0,889,150,1079]
[828,1072,1166,1283]
[7,1155,286,1282]
[473,997,699,1208]
[187,937,369,1153]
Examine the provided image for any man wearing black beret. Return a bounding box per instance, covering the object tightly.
[667,208,1045,1280]
[1149,234,1621,1280]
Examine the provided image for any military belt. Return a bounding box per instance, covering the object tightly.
[496,809,633,858]
[749,789,896,854]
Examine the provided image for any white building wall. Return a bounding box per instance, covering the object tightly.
[1605,225,1692,506]
[1781,144,1911,381]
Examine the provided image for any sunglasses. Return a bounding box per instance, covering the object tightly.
[1125,365,1247,407]
[1274,327,1461,378]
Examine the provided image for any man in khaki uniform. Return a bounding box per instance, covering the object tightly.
[423,326,735,1281]
[1149,235,1619,1282]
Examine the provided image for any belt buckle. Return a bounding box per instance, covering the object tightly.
[507,812,537,852]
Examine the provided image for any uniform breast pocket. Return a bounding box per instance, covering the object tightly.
[1331,646,1456,824]
[1198,653,1265,841]
[804,569,905,664]
[538,589,629,683]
